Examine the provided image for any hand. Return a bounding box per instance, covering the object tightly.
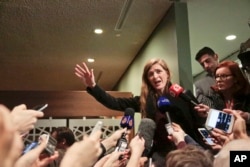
[0,104,23,167]
[194,104,210,117]
[126,135,145,167]
[167,122,185,146]
[102,151,127,167]
[235,110,250,122]
[101,128,127,150]
[60,130,102,167]
[10,104,44,134]
[223,109,248,140]
[75,62,96,88]
[129,135,145,155]
[14,136,59,167]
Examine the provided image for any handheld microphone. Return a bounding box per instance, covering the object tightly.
[115,108,135,152]
[137,118,156,157]
[169,83,199,106]
[157,96,174,135]
[157,96,172,124]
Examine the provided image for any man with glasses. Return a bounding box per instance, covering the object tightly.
[194,47,219,103]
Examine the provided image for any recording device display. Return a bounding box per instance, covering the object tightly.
[115,133,128,152]
[32,103,48,112]
[165,123,173,135]
[23,133,57,155]
[169,84,198,106]
[90,121,103,136]
[198,128,215,145]
[205,109,235,133]
[137,118,156,157]
[115,108,135,153]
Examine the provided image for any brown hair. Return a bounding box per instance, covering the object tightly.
[139,58,171,118]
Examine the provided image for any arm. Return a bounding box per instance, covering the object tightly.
[75,62,140,111]
[126,135,145,167]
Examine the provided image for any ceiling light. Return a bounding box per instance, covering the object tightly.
[94,29,103,34]
[225,35,236,40]
[87,58,95,63]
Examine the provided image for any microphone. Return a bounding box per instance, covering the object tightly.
[157,96,172,123]
[169,83,199,106]
[120,108,134,129]
[157,96,173,135]
[137,118,156,157]
[115,108,135,152]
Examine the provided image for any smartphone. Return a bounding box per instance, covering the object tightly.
[198,128,215,145]
[22,133,57,155]
[32,104,48,112]
[90,121,103,136]
[205,108,235,133]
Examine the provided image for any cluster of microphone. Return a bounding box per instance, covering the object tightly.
[115,83,199,158]
[157,83,200,135]
[115,108,156,158]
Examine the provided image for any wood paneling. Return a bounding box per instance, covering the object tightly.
[0,91,133,118]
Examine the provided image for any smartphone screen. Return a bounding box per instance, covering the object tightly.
[205,109,234,133]
[198,128,215,145]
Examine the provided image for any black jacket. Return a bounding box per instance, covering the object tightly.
[87,85,207,155]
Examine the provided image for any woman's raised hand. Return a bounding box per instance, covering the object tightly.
[75,62,96,88]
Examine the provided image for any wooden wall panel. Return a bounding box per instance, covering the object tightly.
[0,91,134,118]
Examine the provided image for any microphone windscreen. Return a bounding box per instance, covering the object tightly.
[137,118,156,154]
[157,96,171,113]
[124,108,135,117]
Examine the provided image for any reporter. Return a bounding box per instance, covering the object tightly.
[100,128,128,156]
[167,122,202,149]
[0,104,23,167]
[10,104,44,135]
[204,109,249,153]
[60,131,102,167]
[14,135,59,167]
[166,145,214,167]
[126,135,145,167]
[195,61,250,131]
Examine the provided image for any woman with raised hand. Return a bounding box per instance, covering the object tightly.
[75,59,205,166]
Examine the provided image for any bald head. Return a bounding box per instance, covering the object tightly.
[214,138,250,167]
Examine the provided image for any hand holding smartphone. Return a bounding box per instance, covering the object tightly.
[205,108,235,133]
[198,128,215,145]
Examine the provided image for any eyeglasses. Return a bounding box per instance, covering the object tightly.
[215,74,233,80]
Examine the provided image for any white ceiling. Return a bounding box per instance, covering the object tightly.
[0,0,249,90]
